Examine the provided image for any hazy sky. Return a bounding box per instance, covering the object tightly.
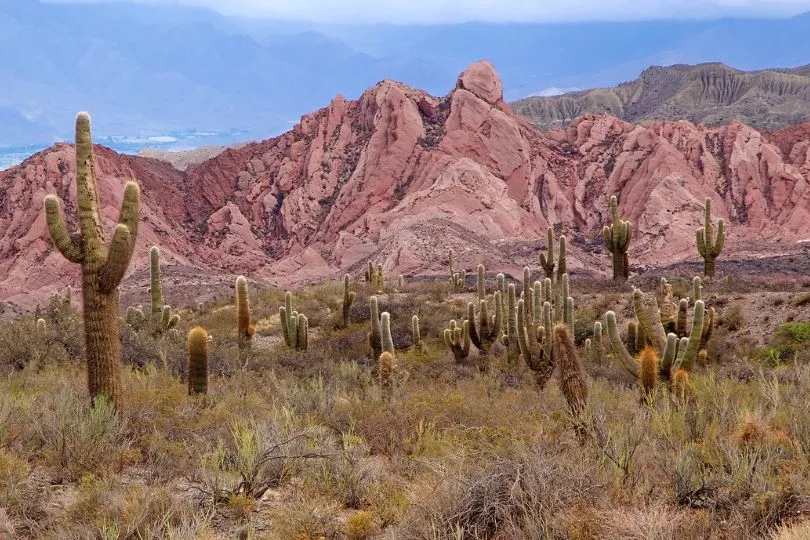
[45,0,810,23]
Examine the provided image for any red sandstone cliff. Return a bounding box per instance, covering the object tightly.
[1,60,808,309]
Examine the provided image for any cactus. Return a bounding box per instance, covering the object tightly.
[145,247,179,334]
[380,312,394,356]
[43,112,140,409]
[397,274,404,291]
[368,296,382,361]
[626,320,640,356]
[522,267,533,319]
[674,299,689,337]
[411,315,423,351]
[365,261,384,292]
[379,351,395,402]
[605,289,705,391]
[444,319,470,363]
[588,321,607,365]
[496,273,506,298]
[696,198,725,278]
[187,327,209,395]
[553,324,588,417]
[538,227,555,279]
[517,298,554,387]
[692,276,703,304]
[467,295,502,356]
[126,306,146,330]
[236,276,254,356]
[342,274,355,328]
[280,291,308,351]
[638,347,659,400]
[448,249,465,291]
[503,284,521,367]
[672,369,690,403]
[603,195,632,280]
[477,264,486,302]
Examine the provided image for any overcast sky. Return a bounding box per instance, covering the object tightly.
[44,0,810,23]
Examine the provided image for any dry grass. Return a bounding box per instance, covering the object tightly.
[0,275,807,538]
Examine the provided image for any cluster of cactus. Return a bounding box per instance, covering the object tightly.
[448,249,466,291]
[43,112,140,409]
[365,262,384,292]
[280,291,308,351]
[696,198,725,278]
[538,227,566,282]
[603,195,632,281]
[605,286,705,399]
[187,326,210,395]
[506,272,575,387]
[342,274,355,328]
[444,318,471,363]
[584,321,608,365]
[236,276,255,359]
[148,246,180,334]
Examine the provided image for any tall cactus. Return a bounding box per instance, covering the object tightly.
[342,274,355,328]
[503,284,521,367]
[187,326,209,395]
[696,198,725,278]
[553,324,588,418]
[603,195,632,280]
[144,247,179,334]
[43,112,139,409]
[236,276,254,356]
[411,315,423,351]
[539,227,566,282]
[476,264,486,302]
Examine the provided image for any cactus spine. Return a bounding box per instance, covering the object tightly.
[236,276,254,356]
[696,198,725,278]
[43,112,140,409]
[638,347,659,400]
[342,274,355,328]
[603,195,632,280]
[187,326,209,395]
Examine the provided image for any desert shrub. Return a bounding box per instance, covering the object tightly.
[33,389,131,482]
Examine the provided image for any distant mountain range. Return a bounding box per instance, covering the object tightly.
[4,1,810,147]
[512,63,810,131]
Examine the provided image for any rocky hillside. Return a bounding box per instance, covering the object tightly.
[512,63,810,131]
[1,61,809,309]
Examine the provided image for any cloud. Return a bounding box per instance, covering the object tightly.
[44,0,810,23]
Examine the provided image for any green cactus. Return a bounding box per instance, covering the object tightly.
[696,198,725,278]
[517,298,554,387]
[477,264,486,302]
[146,246,179,334]
[380,312,394,356]
[522,267,533,319]
[503,284,521,367]
[603,195,632,280]
[187,326,209,395]
[365,261,384,292]
[43,112,139,409]
[539,227,555,279]
[626,320,641,356]
[342,274,355,328]
[496,273,506,298]
[368,296,382,360]
[444,319,470,363]
[126,306,146,330]
[236,276,254,356]
[588,321,607,365]
[467,294,503,356]
[448,249,466,291]
[280,291,307,351]
[411,314,423,351]
[379,351,395,402]
[692,276,703,304]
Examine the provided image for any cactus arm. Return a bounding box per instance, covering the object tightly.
[632,288,667,352]
[98,224,132,293]
[602,225,612,251]
[493,292,503,339]
[477,265,486,301]
[696,228,707,257]
[713,219,726,257]
[149,246,164,313]
[605,311,640,378]
[297,314,308,351]
[468,302,483,350]
[44,196,84,263]
[557,235,567,281]
[381,311,394,355]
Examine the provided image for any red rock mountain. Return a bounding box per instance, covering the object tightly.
[1,61,809,309]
